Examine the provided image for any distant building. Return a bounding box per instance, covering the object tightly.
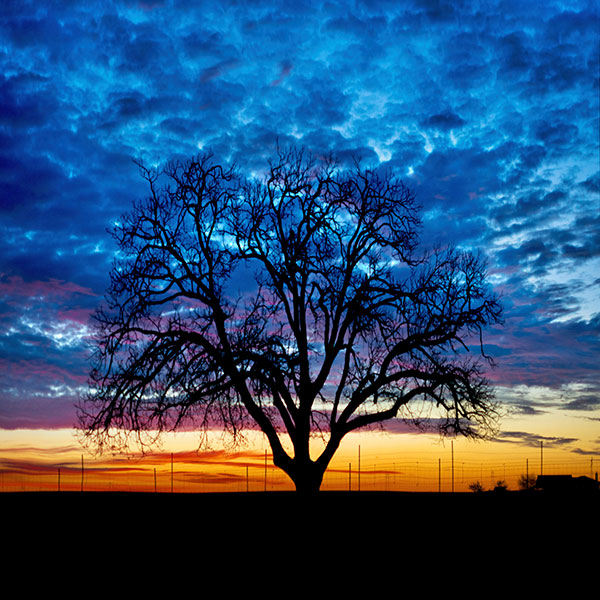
[534,474,600,494]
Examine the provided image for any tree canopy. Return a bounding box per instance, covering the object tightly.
[78,147,503,493]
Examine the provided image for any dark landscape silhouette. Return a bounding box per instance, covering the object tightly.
[3,482,598,546]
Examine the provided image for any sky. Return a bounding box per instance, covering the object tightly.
[0,0,599,483]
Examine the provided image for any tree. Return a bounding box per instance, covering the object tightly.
[78,147,503,494]
[494,480,508,492]
[468,481,485,493]
[517,473,536,490]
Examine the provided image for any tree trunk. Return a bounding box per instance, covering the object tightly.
[270,444,322,493]
[292,468,324,494]
[288,460,325,494]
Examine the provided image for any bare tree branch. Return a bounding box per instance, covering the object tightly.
[78,147,503,493]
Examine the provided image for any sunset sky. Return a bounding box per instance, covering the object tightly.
[1,0,598,490]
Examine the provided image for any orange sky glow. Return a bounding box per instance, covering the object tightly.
[2,412,597,495]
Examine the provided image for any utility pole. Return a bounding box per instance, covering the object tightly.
[451,440,455,493]
[264,450,267,492]
[80,455,84,493]
[358,445,361,492]
[438,458,441,493]
[171,452,174,493]
[540,441,543,476]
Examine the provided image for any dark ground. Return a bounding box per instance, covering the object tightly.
[3,489,598,536]
[2,490,597,583]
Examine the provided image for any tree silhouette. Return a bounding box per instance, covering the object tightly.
[494,480,508,492]
[78,147,503,493]
[517,473,537,490]
[468,481,485,493]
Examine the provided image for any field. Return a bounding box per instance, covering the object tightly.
[4,489,597,539]
[3,489,597,586]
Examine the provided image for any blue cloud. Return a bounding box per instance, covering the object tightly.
[0,0,598,429]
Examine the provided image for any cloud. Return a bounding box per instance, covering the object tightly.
[422,110,466,131]
[0,276,95,300]
[495,430,579,448]
[561,395,600,412]
[200,58,241,83]
[270,60,293,86]
[0,0,597,440]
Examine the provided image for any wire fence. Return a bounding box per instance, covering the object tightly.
[1,449,597,494]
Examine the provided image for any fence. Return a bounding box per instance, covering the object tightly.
[1,448,597,494]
